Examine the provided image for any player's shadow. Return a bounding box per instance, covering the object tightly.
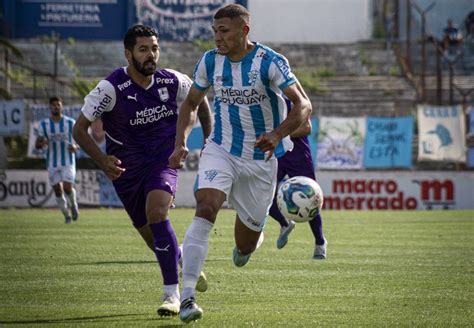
[0,313,182,326]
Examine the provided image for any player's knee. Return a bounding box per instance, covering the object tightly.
[146,205,169,223]
[195,202,219,221]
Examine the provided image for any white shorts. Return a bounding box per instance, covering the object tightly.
[48,165,76,186]
[195,141,277,232]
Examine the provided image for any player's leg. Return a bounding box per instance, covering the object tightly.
[61,166,79,221]
[233,218,264,267]
[145,189,182,316]
[230,157,277,266]
[180,188,225,323]
[310,212,327,259]
[49,168,70,223]
[270,156,295,248]
[179,142,230,323]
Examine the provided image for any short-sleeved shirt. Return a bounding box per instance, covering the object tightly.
[193,42,296,160]
[81,67,192,173]
[37,115,76,170]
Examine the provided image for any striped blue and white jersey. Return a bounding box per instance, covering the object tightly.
[37,116,76,169]
[193,42,296,160]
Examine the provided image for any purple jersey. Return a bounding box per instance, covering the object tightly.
[82,67,192,172]
[278,99,315,180]
[81,67,192,227]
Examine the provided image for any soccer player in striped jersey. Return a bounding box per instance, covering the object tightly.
[168,4,312,323]
[35,96,79,224]
[73,25,212,317]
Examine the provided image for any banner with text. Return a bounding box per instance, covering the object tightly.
[0,170,121,208]
[417,105,466,162]
[316,116,366,169]
[1,170,473,210]
[0,100,26,136]
[364,116,413,168]
[135,0,247,41]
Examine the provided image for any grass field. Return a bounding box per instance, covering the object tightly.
[0,209,473,327]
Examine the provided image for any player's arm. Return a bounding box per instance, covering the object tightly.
[290,119,312,138]
[35,136,47,149]
[73,81,125,180]
[255,82,312,159]
[289,79,313,138]
[169,85,207,169]
[197,96,213,140]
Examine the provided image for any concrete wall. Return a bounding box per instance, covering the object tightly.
[249,0,372,43]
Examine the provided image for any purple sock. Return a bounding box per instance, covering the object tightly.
[149,220,179,285]
[309,213,325,245]
[269,194,291,227]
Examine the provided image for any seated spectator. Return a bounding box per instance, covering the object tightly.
[442,19,463,53]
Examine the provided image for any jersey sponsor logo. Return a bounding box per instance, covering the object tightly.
[130,105,174,126]
[158,87,169,102]
[127,93,138,102]
[117,80,132,91]
[275,58,293,80]
[219,87,267,105]
[156,77,175,84]
[92,93,112,118]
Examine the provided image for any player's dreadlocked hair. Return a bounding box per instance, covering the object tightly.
[214,4,250,24]
[123,25,158,51]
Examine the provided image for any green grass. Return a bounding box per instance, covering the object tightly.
[1,209,473,327]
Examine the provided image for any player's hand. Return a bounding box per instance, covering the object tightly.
[169,146,189,169]
[68,144,78,153]
[99,155,126,181]
[255,132,280,161]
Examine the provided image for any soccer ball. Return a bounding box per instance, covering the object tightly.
[277,176,324,223]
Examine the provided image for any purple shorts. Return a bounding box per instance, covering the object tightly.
[113,164,178,228]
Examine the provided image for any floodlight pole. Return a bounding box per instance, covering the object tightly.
[411,1,435,103]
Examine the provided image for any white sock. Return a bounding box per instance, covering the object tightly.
[181,217,213,300]
[163,284,179,300]
[56,195,69,218]
[66,188,78,209]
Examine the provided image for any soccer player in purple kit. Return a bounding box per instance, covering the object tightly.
[73,25,212,317]
[270,95,327,259]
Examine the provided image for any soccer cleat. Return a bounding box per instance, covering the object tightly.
[157,293,180,317]
[232,232,264,267]
[65,216,72,224]
[71,207,79,221]
[196,271,208,293]
[179,297,203,323]
[313,239,327,260]
[232,247,251,267]
[276,220,296,249]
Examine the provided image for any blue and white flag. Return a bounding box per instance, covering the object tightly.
[364,116,413,168]
[316,117,366,169]
[417,105,466,162]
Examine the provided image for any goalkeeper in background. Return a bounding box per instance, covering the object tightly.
[35,96,79,224]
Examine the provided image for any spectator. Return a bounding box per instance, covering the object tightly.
[442,19,463,54]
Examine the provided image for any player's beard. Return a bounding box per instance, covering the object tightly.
[132,56,156,76]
